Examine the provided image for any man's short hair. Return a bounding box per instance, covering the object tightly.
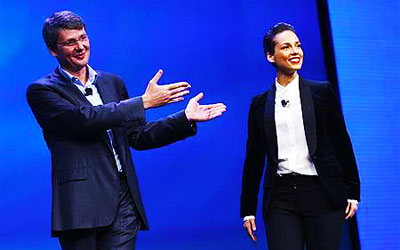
[263,22,295,56]
[42,11,85,51]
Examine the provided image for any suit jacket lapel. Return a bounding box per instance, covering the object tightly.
[95,72,125,153]
[52,68,91,106]
[54,69,119,157]
[96,73,129,167]
[299,78,317,156]
[95,72,115,105]
[264,84,279,164]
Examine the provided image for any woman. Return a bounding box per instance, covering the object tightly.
[240,22,360,250]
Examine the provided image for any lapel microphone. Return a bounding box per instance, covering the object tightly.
[84,87,93,96]
[281,99,290,107]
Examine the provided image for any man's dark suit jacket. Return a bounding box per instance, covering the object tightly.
[27,68,196,236]
[240,77,360,219]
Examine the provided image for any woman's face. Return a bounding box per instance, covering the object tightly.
[267,30,303,74]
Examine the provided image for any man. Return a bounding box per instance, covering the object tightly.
[240,23,360,249]
[26,11,226,249]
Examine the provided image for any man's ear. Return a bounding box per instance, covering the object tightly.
[267,53,275,64]
[48,47,57,56]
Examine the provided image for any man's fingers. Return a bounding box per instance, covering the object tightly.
[167,97,185,103]
[208,106,227,113]
[191,92,204,102]
[170,90,190,100]
[149,69,163,84]
[208,110,225,119]
[205,104,226,110]
[202,106,227,116]
[199,106,226,121]
[169,86,190,96]
[166,81,191,90]
[202,103,226,110]
[206,112,223,120]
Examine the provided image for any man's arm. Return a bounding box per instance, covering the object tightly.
[128,92,226,150]
[26,69,190,137]
[26,83,145,137]
[127,110,196,150]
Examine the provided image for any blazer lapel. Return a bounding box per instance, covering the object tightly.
[95,72,117,105]
[95,73,129,167]
[52,68,91,106]
[299,78,317,156]
[264,84,279,164]
[51,68,118,155]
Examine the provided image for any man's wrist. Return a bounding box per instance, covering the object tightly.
[184,109,192,122]
[141,95,150,110]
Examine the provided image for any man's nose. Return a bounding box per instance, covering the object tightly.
[75,42,85,51]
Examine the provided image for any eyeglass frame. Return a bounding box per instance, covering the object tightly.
[57,34,89,47]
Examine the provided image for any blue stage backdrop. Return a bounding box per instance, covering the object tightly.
[327,1,400,249]
[0,0,361,249]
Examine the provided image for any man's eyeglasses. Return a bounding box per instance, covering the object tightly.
[58,35,89,47]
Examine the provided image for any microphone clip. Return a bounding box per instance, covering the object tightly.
[84,87,93,96]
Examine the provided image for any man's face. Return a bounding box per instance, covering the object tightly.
[267,30,303,74]
[51,28,90,72]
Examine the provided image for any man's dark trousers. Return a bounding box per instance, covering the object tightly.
[58,173,141,250]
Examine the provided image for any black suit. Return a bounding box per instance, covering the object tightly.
[240,78,360,248]
[27,68,196,238]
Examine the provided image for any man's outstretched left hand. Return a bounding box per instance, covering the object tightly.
[185,92,226,122]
